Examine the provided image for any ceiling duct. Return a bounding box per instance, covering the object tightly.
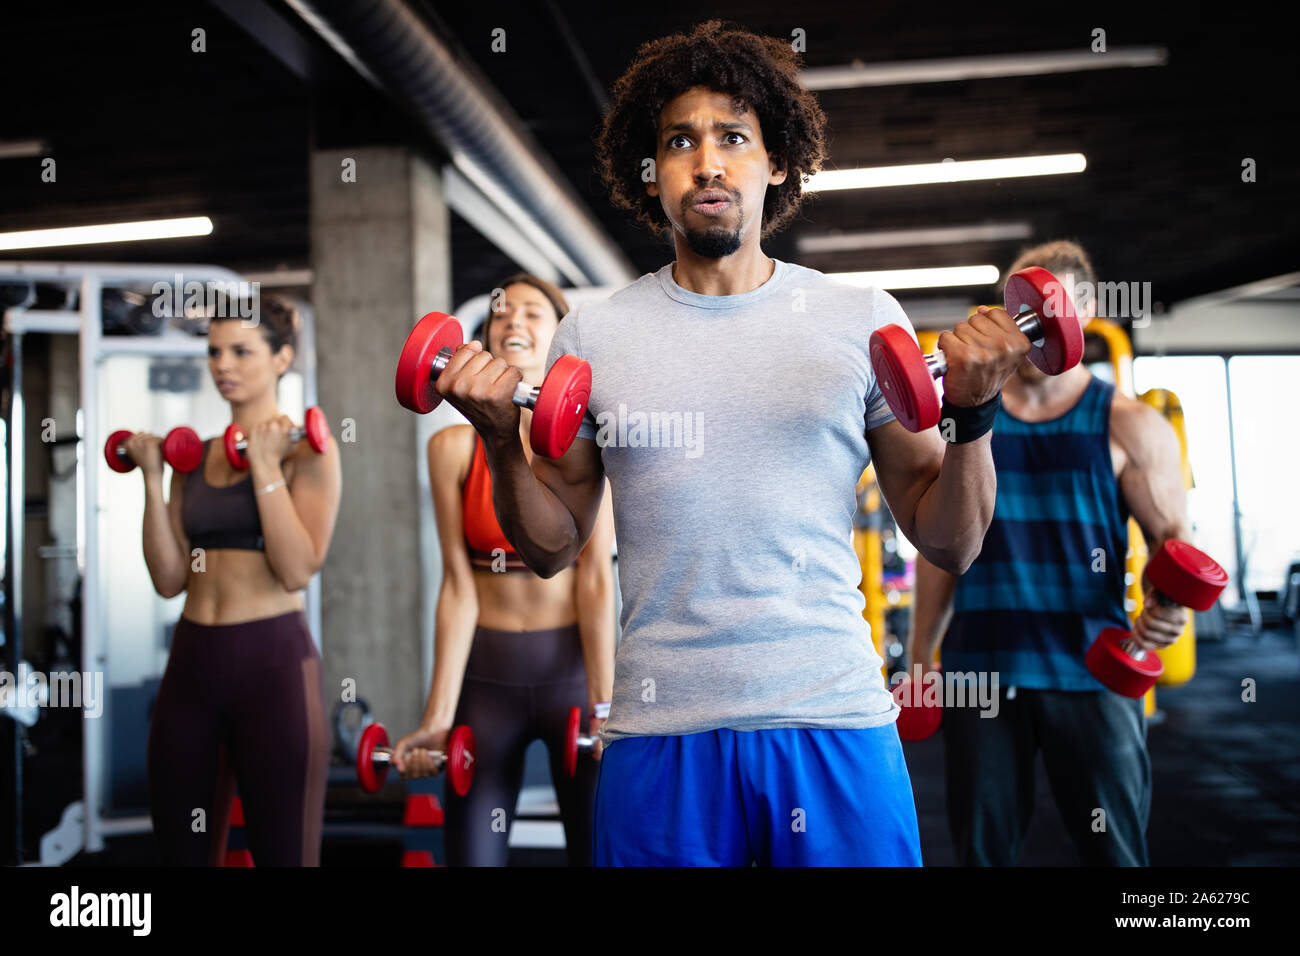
[284,0,634,286]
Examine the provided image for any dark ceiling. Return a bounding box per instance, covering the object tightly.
[2,0,1297,321]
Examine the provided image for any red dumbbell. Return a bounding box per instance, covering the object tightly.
[870,266,1085,432]
[562,705,600,777]
[104,426,205,474]
[893,674,944,742]
[223,406,331,471]
[355,722,476,797]
[1085,540,1228,698]
[394,311,592,459]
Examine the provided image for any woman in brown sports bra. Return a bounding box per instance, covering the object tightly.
[122,295,341,866]
[391,274,615,866]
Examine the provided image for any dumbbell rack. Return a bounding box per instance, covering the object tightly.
[0,262,321,865]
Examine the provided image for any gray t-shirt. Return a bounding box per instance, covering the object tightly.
[544,258,916,741]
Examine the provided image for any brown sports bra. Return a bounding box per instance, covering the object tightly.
[181,439,264,551]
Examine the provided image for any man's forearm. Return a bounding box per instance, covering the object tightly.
[909,555,958,668]
[484,432,581,577]
[911,433,996,574]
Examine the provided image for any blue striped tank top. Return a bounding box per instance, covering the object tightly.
[943,376,1131,690]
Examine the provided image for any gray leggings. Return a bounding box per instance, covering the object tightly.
[942,686,1150,866]
[443,623,598,866]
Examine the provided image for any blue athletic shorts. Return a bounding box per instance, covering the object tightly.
[592,725,922,866]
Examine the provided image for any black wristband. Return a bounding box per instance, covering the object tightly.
[939,394,1000,443]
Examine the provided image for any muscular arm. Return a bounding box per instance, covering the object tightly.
[866,419,996,575]
[575,482,616,710]
[1111,397,1194,651]
[1114,398,1193,577]
[485,431,606,579]
[863,301,1035,574]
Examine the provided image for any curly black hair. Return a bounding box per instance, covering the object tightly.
[596,19,827,239]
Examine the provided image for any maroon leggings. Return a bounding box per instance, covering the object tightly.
[147,610,330,866]
[445,623,598,866]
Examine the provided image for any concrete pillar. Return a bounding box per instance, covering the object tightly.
[310,147,449,738]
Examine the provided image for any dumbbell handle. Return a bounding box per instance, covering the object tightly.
[575,734,599,751]
[431,347,541,410]
[112,443,164,463]
[1120,589,1183,661]
[369,746,448,770]
[925,308,1047,379]
[231,424,309,453]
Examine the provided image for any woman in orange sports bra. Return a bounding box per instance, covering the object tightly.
[392,273,615,866]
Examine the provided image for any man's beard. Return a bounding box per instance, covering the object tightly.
[680,191,743,258]
[684,224,743,258]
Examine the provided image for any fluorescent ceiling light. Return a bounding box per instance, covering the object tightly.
[805,154,1085,192]
[830,265,1000,290]
[0,139,49,160]
[0,217,213,252]
[798,222,1032,254]
[801,47,1168,90]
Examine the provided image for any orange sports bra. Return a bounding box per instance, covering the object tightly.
[462,433,528,571]
[461,433,579,573]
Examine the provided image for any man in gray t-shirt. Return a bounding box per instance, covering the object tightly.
[544,259,910,742]
[431,22,1038,866]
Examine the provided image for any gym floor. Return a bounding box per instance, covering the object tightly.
[39,620,1297,867]
[908,625,1300,866]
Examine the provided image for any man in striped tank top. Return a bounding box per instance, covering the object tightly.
[909,241,1192,866]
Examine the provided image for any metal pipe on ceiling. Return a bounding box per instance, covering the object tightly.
[283,0,635,287]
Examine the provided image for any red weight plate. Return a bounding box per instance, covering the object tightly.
[564,705,581,778]
[104,430,136,473]
[530,355,592,459]
[302,406,330,454]
[869,324,940,433]
[395,312,463,414]
[356,722,389,794]
[893,677,943,742]
[446,725,475,797]
[1085,627,1162,698]
[224,422,248,471]
[1147,540,1229,612]
[163,426,204,473]
[1004,267,1083,376]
